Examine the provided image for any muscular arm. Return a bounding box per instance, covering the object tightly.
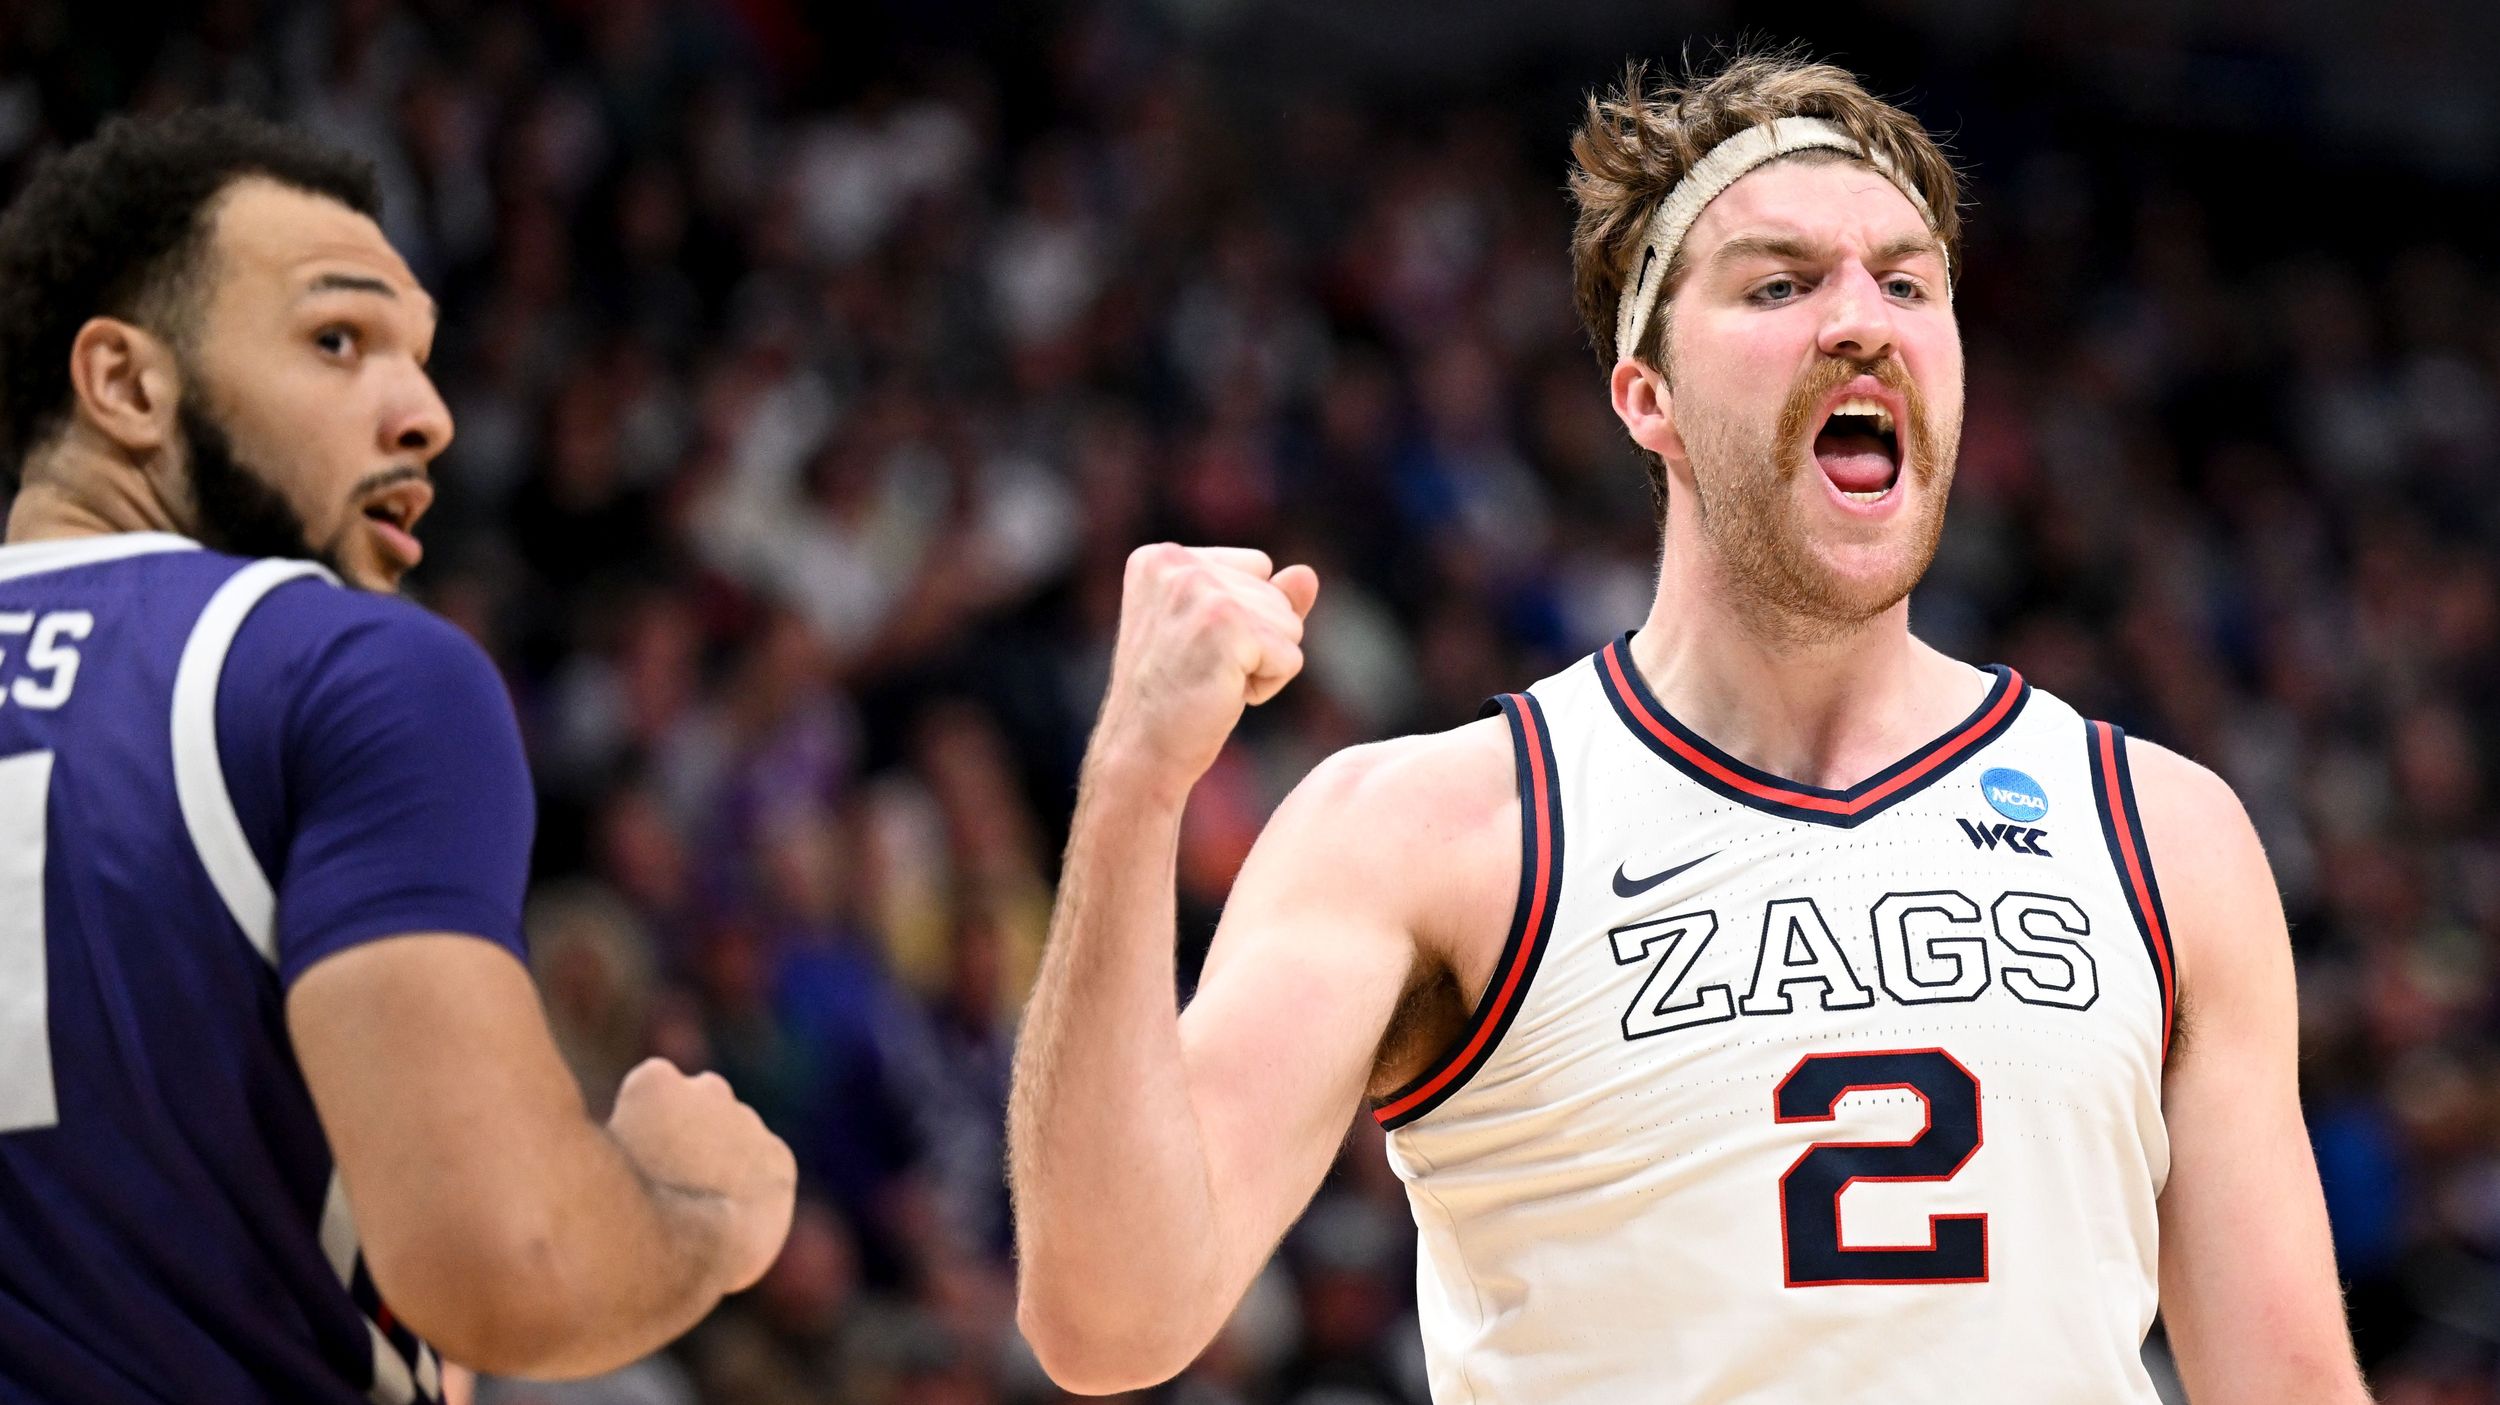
[1006,746,1397,1390]
[2130,740,2371,1404]
[289,937,781,1380]
[1007,544,1512,1393]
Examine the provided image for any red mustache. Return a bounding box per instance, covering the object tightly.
[1775,357,1929,478]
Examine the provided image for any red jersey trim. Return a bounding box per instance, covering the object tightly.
[1374,692,1564,1129]
[2087,722,2177,1063]
[1595,635,2028,829]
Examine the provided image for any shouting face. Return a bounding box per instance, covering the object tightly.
[1642,154,1964,635]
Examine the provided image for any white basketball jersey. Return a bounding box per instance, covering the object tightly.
[1374,635,2177,1404]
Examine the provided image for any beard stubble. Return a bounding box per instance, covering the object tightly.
[180,392,359,585]
[1681,353,1959,642]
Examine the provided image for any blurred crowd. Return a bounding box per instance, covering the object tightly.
[5,0,2499,1401]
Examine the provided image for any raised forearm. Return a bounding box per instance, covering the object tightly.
[1010,544,1323,1391]
[1008,758,1235,1389]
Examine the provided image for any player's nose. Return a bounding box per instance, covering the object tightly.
[380,362,455,462]
[1814,263,1899,364]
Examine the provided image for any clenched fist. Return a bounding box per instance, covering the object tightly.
[606,1058,798,1294]
[1090,544,1321,803]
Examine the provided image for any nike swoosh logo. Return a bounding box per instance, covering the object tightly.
[1613,850,1720,899]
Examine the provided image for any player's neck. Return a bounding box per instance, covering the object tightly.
[1628,572,1987,793]
[3,438,186,546]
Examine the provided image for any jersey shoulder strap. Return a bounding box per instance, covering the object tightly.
[171,558,339,966]
[1372,687,1568,1129]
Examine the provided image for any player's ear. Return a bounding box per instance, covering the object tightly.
[66,315,180,458]
[1610,356,1686,471]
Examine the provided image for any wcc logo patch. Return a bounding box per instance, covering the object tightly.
[1964,768,2052,855]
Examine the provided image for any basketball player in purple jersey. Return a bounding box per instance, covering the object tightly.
[1010,52,2372,1403]
[0,111,793,1402]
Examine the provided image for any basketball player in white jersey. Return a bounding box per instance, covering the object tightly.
[1008,51,2371,1403]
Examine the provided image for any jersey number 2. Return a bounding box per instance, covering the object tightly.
[1774,1047,1985,1287]
[0,749,58,1133]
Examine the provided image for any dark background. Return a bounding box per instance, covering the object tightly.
[4,0,2497,1400]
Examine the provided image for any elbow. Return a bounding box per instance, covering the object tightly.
[1016,1277,1212,1395]
[362,1213,591,1379]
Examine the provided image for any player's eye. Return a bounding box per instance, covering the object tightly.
[1750,276,1805,305]
[1883,276,1927,301]
[313,326,360,360]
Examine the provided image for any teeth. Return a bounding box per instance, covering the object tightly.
[1842,489,1886,502]
[1831,397,1894,432]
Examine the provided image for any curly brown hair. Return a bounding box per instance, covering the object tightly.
[1568,47,1963,375]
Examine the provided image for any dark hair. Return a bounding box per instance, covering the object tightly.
[0,108,381,488]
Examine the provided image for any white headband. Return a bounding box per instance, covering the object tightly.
[1613,115,1947,364]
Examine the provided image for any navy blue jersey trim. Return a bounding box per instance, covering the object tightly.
[2087,722,2177,1062]
[1374,692,1564,1129]
[1596,634,2029,828]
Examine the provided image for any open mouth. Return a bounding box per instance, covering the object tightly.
[357,475,432,532]
[1812,396,1902,502]
[356,476,433,569]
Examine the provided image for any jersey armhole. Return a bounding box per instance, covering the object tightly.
[1372,691,1566,1130]
[2085,720,2177,1065]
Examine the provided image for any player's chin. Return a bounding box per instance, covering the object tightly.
[356,557,413,594]
[330,525,414,595]
[1802,535,1931,615]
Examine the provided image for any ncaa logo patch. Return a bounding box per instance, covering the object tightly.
[1980,767,2049,823]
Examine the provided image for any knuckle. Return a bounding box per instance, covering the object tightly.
[1126,542,1177,584]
